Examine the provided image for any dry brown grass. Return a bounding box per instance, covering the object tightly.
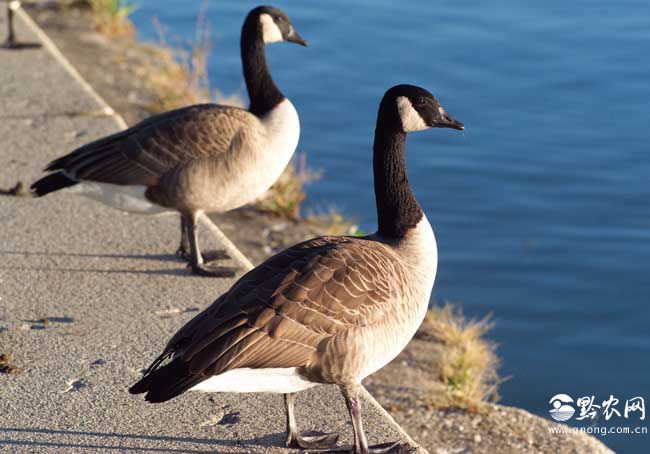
[142,6,213,113]
[87,0,137,37]
[256,154,321,219]
[306,208,361,236]
[422,303,501,409]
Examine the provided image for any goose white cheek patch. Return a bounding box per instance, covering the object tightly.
[396,97,428,132]
[260,13,283,43]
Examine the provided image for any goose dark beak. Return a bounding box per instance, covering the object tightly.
[287,30,308,47]
[439,113,464,131]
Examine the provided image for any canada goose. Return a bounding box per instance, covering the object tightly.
[30,5,307,277]
[129,84,464,453]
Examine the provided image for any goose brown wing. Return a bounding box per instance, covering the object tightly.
[162,236,403,377]
[46,104,256,186]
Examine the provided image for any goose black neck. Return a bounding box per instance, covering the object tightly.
[373,116,423,238]
[241,21,284,117]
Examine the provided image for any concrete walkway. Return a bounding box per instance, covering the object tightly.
[0,8,419,454]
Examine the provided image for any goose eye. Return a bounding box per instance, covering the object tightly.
[413,98,426,107]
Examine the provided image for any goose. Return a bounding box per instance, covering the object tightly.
[129,84,464,453]
[29,5,307,277]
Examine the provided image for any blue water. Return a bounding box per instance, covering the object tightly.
[131,1,650,451]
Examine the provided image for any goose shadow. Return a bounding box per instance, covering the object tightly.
[0,42,42,50]
[0,427,286,453]
[0,249,232,277]
[0,249,229,262]
[0,249,180,262]
[0,265,193,278]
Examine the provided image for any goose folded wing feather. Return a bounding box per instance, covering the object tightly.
[159,237,403,376]
[50,105,256,186]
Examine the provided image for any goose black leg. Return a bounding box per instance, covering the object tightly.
[177,214,231,263]
[186,212,237,278]
[175,215,192,261]
[1,2,17,49]
[284,393,339,450]
[332,384,404,454]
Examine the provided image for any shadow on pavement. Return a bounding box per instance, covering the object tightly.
[0,427,287,453]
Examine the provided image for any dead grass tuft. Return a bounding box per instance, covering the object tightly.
[256,154,321,219]
[306,208,361,236]
[422,303,501,409]
[142,6,213,113]
[88,0,137,37]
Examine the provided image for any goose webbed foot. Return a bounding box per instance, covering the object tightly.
[287,431,339,450]
[182,213,235,277]
[307,440,407,453]
[201,250,231,262]
[190,262,238,278]
[366,441,409,453]
[284,393,340,451]
[177,247,230,263]
[175,244,192,261]
[335,384,412,454]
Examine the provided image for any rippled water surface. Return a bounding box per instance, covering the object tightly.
[132,1,650,451]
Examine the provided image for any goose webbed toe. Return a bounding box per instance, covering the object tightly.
[366,441,410,453]
[308,440,408,454]
[190,263,238,278]
[177,246,230,262]
[288,431,339,450]
[177,247,230,263]
[201,250,231,262]
[284,393,340,451]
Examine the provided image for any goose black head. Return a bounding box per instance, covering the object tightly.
[381,84,464,133]
[248,5,308,46]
